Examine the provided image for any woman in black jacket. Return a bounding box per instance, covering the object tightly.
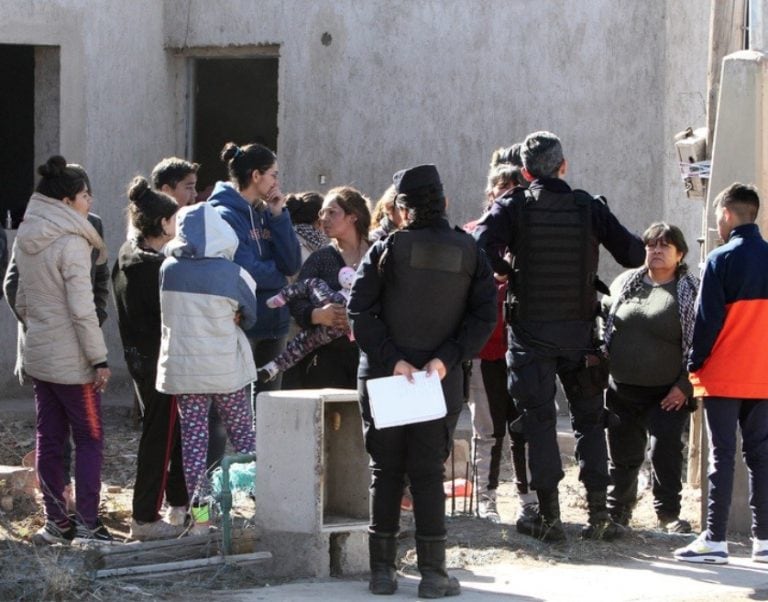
[112,176,186,541]
[348,165,496,597]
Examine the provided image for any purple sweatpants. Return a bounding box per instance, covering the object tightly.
[34,378,103,528]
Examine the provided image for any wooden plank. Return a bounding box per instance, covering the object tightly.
[94,551,272,579]
[85,529,259,570]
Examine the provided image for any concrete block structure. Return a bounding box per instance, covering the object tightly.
[253,389,369,578]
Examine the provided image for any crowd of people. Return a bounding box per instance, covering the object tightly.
[1,128,767,597]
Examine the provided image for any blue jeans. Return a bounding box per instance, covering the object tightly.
[704,397,768,541]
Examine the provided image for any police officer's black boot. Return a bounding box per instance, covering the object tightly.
[581,490,625,541]
[415,535,461,598]
[516,488,566,542]
[369,531,398,595]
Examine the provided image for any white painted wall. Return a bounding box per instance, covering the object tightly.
[0,0,711,395]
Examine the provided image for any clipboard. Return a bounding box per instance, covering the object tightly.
[366,370,447,429]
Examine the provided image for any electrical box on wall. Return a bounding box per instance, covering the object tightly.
[674,127,709,199]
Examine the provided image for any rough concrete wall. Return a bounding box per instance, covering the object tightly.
[164,0,678,273]
[0,0,178,394]
[0,1,710,395]
[662,0,711,269]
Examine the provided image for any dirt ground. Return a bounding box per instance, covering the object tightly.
[0,403,748,600]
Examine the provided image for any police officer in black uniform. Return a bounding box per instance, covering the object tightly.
[474,131,645,542]
[348,165,496,598]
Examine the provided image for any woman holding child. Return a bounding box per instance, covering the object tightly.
[286,186,371,389]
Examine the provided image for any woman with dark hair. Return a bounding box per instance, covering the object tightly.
[464,162,535,524]
[12,156,111,544]
[112,176,187,541]
[285,191,329,267]
[287,186,371,389]
[369,185,401,242]
[602,222,699,534]
[208,142,301,393]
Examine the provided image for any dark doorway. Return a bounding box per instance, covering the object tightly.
[0,44,35,228]
[192,57,279,198]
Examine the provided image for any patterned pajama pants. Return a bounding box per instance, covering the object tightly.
[272,277,347,372]
[176,387,255,503]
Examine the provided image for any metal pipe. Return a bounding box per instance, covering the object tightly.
[450,442,456,516]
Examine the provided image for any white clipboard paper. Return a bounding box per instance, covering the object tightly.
[367,370,447,429]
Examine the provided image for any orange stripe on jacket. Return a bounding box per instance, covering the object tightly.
[691,299,768,399]
[81,385,103,440]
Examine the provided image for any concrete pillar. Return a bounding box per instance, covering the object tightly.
[253,389,369,578]
[750,0,768,52]
[701,48,768,535]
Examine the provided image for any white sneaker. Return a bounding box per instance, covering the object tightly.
[753,538,768,563]
[32,520,75,545]
[478,493,501,523]
[165,505,188,527]
[130,519,185,541]
[674,532,729,564]
[516,502,540,523]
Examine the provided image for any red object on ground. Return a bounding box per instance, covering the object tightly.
[444,478,472,498]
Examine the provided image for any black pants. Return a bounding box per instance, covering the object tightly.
[507,320,610,493]
[207,336,286,471]
[606,380,689,520]
[479,358,528,494]
[704,397,768,541]
[282,336,359,390]
[359,368,461,537]
[132,371,188,522]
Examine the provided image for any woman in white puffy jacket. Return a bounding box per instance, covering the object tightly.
[156,202,258,533]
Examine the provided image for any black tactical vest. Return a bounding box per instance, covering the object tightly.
[511,187,598,322]
[380,227,477,351]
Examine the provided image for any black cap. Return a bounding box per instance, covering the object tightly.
[392,164,442,196]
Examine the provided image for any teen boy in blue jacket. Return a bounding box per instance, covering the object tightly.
[675,182,768,565]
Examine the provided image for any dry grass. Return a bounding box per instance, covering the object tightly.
[0,405,746,598]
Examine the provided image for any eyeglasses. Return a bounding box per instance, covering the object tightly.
[319,207,344,219]
[644,240,673,250]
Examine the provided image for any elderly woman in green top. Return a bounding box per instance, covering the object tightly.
[601,222,699,534]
